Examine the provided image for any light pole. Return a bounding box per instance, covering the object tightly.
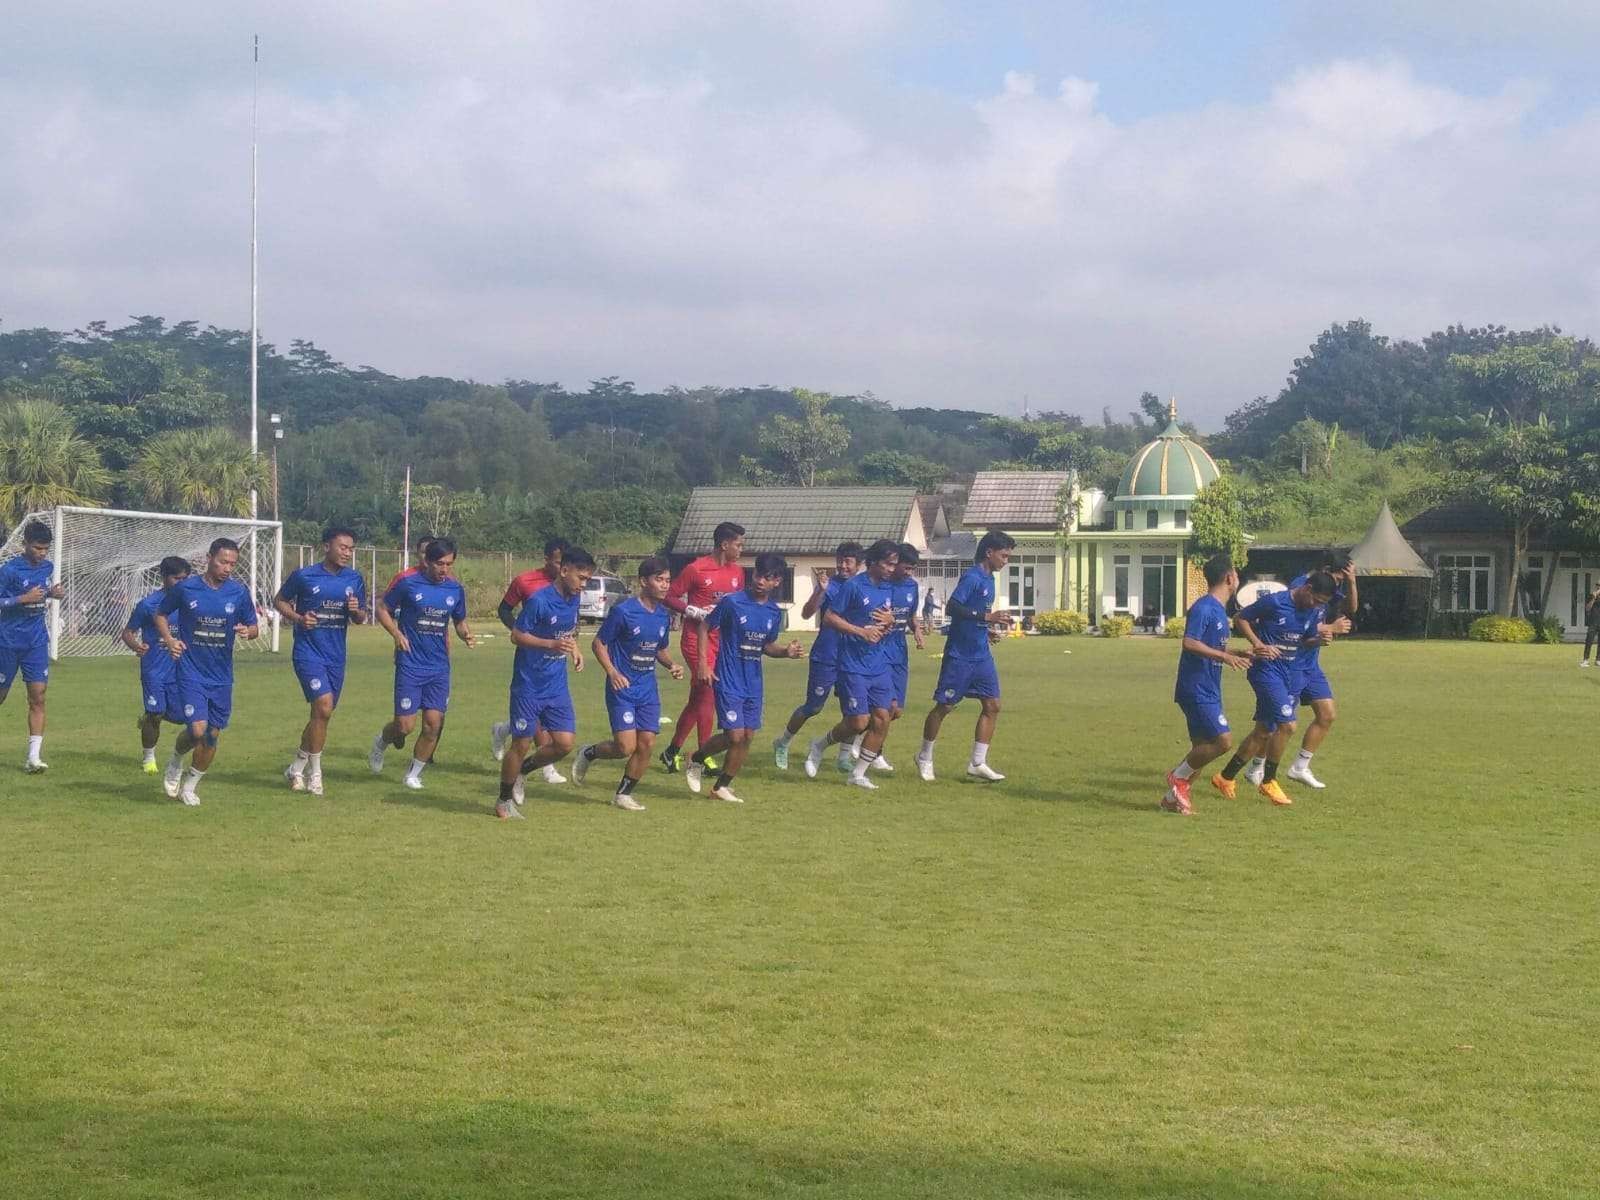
[270,412,283,520]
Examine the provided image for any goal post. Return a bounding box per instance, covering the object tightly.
[0,507,284,660]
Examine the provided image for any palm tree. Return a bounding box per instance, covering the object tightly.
[130,426,268,518]
[0,397,113,523]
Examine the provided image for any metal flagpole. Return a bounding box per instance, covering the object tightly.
[247,34,264,641]
[402,465,413,570]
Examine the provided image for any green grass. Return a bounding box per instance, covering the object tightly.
[2,632,1597,1199]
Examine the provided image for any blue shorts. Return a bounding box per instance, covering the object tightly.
[714,682,763,731]
[294,653,345,706]
[605,680,660,735]
[1248,667,1300,732]
[395,668,451,716]
[837,669,895,717]
[510,686,577,737]
[932,655,1000,705]
[889,660,909,709]
[176,678,233,732]
[1179,700,1230,742]
[1298,664,1334,705]
[0,643,49,690]
[796,658,839,717]
[141,675,183,720]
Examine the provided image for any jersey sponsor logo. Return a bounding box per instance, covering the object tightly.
[187,600,198,609]
[311,586,321,595]
[414,592,423,601]
[224,603,235,614]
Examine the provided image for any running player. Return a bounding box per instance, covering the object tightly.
[659,521,745,773]
[1260,557,1357,790]
[771,541,862,770]
[384,534,435,593]
[1162,555,1251,815]
[152,538,260,805]
[915,530,1015,782]
[803,539,899,790]
[490,536,575,784]
[275,525,367,796]
[498,548,595,819]
[0,520,66,772]
[370,538,475,790]
[1211,571,1338,807]
[572,556,684,810]
[684,552,804,803]
[121,555,192,773]
[853,540,925,772]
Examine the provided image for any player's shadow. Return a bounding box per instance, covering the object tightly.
[997,776,1160,813]
[379,788,488,817]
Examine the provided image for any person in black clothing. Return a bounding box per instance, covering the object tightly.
[1581,584,1600,667]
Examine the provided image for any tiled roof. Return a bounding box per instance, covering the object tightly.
[1399,501,1512,537]
[963,471,1070,530]
[671,487,919,555]
[916,495,947,538]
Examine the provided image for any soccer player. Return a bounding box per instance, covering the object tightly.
[802,539,900,789]
[1210,571,1338,807]
[490,536,575,785]
[275,525,368,796]
[370,537,475,790]
[498,547,595,820]
[572,556,685,810]
[856,540,926,772]
[1162,555,1252,815]
[659,521,746,773]
[385,534,436,593]
[914,530,1016,782]
[1257,558,1357,790]
[684,552,804,803]
[771,541,862,770]
[152,538,260,805]
[0,520,66,772]
[121,555,192,773]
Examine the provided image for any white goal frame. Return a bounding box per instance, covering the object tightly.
[0,506,284,659]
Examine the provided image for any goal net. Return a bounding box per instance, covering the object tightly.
[0,507,284,659]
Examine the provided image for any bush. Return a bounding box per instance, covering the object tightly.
[1099,615,1134,638]
[1427,611,1478,639]
[1162,619,1187,639]
[1467,615,1536,643]
[1034,609,1088,636]
[1533,614,1566,645]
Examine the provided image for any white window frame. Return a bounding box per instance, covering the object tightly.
[1436,553,1494,613]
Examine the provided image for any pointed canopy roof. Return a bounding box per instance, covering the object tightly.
[1350,501,1433,578]
[1115,398,1221,502]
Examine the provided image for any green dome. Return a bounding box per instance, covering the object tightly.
[1115,405,1220,500]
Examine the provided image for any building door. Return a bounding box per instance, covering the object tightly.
[1141,556,1179,620]
[1006,563,1036,616]
[1570,570,1596,633]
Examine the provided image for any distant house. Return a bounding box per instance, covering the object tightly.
[669,486,928,630]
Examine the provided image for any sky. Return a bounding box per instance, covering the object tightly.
[2,1,1598,429]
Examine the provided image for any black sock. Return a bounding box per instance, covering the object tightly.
[1262,759,1279,783]
[498,780,513,802]
[1221,754,1248,780]
[518,756,536,777]
[618,775,638,796]
[713,772,733,791]
[691,748,708,765]
[582,745,596,761]
[664,741,682,757]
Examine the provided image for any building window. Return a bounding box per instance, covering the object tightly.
[1174,509,1187,528]
[1113,554,1130,610]
[1523,556,1543,615]
[1122,509,1133,530]
[1146,509,1159,530]
[1436,554,1492,612]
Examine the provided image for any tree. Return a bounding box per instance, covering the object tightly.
[0,398,112,523]
[129,426,269,518]
[409,482,484,536]
[1275,417,1340,477]
[746,388,850,487]
[1450,420,1569,615]
[858,449,945,491]
[1189,475,1249,569]
[1450,340,1587,427]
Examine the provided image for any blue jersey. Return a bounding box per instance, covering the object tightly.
[833,573,895,675]
[384,574,467,675]
[884,577,920,667]
[513,583,581,696]
[126,588,178,687]
[1289,574,1344,668]
[0,555,54,650]
[598,596,671,688]
[279,563,367,664]
[945,565,996,660]
[1174,594,1231,704]
[808,576,852,666]
[707,590,782,694]
[1237,588,1321,676]
[159,575,259,686]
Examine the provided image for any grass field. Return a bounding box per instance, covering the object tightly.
[2,631,1597,1199]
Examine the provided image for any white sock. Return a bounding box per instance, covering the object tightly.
[1172,760,1195,780]
[142,747,157,765]
[406,758,426,782]
[918,739,936,762]
[852,750,877,780]
[1295,749,1314,767]
[1249,756,1265,770]
[291,749,310,772]
[851,733,864,754]
[308,752,322,775]
[168,749,185,771]
[182,767,205,790]
[971,741,989,767]
[492,721,510,740]
[26,735,42,761]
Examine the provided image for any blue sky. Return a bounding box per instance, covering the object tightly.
[1,1,1597,427]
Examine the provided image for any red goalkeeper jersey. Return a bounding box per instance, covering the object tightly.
[666,556,745,648]
[502,568,553,609]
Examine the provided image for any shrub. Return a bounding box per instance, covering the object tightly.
[1427,611,1478,639]
[1467,615,1536,643]
[1034,609,1088,636]
[1099,615,1134,638]
[1162,619,1187,639]
[1533,614,1565,645]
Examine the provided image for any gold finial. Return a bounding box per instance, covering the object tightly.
[1168,396,1178,422]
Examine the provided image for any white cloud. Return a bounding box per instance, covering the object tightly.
[0,3,1597,425]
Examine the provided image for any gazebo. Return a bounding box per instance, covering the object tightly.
[1349,501,1433,634]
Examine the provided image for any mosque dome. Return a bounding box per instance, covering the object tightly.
[1115,399,1220,502]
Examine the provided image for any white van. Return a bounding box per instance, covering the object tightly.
[579,574,629,623]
